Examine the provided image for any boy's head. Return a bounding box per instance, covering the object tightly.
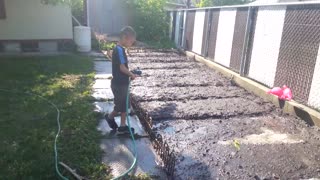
[119,26,136,47]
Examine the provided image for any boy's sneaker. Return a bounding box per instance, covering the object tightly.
[118,126,135,135]
[104,114,118,130]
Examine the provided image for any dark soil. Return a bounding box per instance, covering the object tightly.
[128,49,320,180]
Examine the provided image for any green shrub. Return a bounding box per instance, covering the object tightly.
[101,42,116,51]
[127,0,169,42]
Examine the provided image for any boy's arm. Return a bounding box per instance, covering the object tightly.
[120,64,137,80]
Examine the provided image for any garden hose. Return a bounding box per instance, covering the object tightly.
[0,79,138,180]
[0,89,68,180]
[112,79,138,180]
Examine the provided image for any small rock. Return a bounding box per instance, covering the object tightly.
[254,175,261,180]
[215,81,224,87]
[239,165,243,169]
[231,152,236,157]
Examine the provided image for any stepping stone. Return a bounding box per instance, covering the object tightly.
[100,138,166,179]
[93,79,111,89]
[88,51,105,57]
[92,89,114,101]
[97,117,147,136]
[94,57,109,61]
[94,101,114,114]
[94,61,112,75]
[94,74,112,79]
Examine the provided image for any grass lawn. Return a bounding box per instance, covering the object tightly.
[0,55,111,179]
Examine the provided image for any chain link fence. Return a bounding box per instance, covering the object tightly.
[169,2,320,109]
[274,5,320,104]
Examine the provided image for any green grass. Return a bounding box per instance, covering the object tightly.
[0,55,112,179]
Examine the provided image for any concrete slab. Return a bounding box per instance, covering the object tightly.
[93,79,111,89]
[92,89,114,101]
[94,102,144,134]
[94,74,112,79]
[94,61,112,75]
[100,138,166,179]
[94,57,109,61]
[97,118,147,136]
[88,51,105,57]
[94,101,114,114]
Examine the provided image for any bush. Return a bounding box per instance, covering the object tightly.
[127,0,169,42]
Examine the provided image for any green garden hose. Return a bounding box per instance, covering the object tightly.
[112,79,138,180]
[0,89,68,180]
[0,80,137,180]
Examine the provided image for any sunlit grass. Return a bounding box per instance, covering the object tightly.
[0,55,111,179]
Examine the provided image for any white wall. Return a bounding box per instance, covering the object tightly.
[308,46,320,109]
[0,0,73,40]
[192,10,205,55]
[214,9,237,67]
[248,6,286,87]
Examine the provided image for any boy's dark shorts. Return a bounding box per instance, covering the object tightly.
[111,83,129,113]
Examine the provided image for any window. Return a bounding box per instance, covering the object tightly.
[0,0,6,19]
[21,41,39,52]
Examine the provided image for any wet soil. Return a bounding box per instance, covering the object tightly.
[128,48,320,180]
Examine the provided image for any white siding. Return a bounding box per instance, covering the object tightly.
[214,9,237,67]
[192,10,205,55]
[248,6,286,87]
[0,0,72,40]
[308,46,320,109]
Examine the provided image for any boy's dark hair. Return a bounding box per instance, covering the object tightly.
[120,26,136,39]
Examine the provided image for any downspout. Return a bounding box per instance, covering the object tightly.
[72,15,82,26]
[86,0,90,26]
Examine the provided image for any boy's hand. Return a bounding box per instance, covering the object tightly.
[130,73,137,80]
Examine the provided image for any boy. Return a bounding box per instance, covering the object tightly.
[105,26,138,134]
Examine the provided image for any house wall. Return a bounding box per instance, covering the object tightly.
[0,0,73,40]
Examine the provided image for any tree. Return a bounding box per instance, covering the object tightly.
[195,0,213,7]
[193,0,253,7]
[127,0,169,42]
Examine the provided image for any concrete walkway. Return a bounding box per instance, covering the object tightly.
[89,52,165,179]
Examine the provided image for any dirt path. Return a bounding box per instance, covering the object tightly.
[129,48,320,180]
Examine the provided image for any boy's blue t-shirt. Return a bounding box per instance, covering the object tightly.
[111,45,129,85]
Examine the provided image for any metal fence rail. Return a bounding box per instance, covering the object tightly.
[230,7,248,72]
[168,2,320,110]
